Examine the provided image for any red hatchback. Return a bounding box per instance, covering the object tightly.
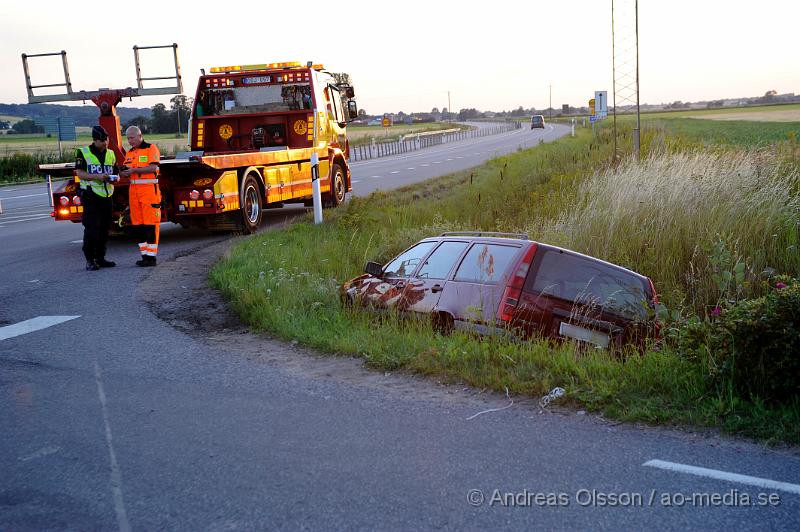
[341,232,658,349]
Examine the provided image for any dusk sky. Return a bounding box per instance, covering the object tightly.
[1,0,797,114]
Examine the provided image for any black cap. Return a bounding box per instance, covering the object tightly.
[92,125,109,141]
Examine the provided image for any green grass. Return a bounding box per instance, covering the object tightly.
[207,119,798,444]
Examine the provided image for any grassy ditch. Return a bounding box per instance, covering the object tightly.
[211,122,800,444]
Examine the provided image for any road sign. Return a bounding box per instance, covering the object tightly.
[589,98,595,116]
[382,115,391,127]
[594,90,608,119]
[590,115,600,123]
[35,117,76,141]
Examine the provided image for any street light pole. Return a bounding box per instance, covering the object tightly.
[549,84,552,121]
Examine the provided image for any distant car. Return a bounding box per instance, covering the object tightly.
[531,115,545,129]
[341,232,658,349]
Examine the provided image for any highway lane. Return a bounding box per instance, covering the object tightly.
[2,127,799,530]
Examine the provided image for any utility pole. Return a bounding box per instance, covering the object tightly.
[447,91,451,119]
[549,84,552,121]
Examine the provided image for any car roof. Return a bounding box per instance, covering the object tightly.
[419,233,650,281]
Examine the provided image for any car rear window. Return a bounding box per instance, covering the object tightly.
[416,241,469,279]
[525,250,651,319]
[453,243,520,284]
[383,241,438,278]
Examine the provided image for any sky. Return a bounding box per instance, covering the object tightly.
[1,0,798,115]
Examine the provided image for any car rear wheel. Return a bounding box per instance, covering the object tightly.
[432,312,454,336]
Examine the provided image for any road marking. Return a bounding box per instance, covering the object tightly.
[70,240,83,244]
[406,167,415,170]
[456,156,463,159]
[390,171,400,174]
[432,161,441,164]
[0,214,52,226]
[0,316,81,341]
[94,362,131,532]
[643,459,800,495]
[350,179,361,184]
[19,445,61,462]
[370,175,381,179]
[446,158,454,161]
[0,193,48,200]
[420,164,429,167]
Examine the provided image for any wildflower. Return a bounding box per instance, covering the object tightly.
[775,282,787,290]
[710,306,722,317]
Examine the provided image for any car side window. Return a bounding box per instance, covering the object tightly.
[526,251,651,319]
[415,241,469,280]
[383,241,437,279]
[453,243,520,284]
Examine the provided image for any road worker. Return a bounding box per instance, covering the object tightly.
[74,125,118,271]
[120,126,161,267]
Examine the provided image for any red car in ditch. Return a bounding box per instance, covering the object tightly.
[341,232,659,350]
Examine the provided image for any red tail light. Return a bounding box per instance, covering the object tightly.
[499,243,538,322]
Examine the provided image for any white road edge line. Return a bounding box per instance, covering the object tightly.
[0,315,81,341]
[94,362,132,532]
[643,459,800,495]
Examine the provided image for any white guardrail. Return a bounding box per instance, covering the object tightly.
[349,122,522,162]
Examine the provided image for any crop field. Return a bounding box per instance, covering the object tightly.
[0,132,189,158]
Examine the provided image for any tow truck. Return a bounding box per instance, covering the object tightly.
[24,47,357,233]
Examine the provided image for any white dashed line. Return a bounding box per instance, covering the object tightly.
[370,175,381,179]
[420,164,429,167]
[0,315,81,341]
[351,179,361,184]
[390,171,400,174]
[432,161,441,164]
[643,460,800,495]
[406,168,415,170]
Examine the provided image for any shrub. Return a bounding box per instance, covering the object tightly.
[709,277,800,404]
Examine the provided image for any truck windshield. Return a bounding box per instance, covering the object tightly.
[196,83,313,116]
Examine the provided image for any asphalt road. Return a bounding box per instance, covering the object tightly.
[2,124,799,530]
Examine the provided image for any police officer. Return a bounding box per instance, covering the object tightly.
[75,125,118,271]
[120,126,161,267]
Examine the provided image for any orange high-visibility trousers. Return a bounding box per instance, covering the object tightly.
[130,183,161,257]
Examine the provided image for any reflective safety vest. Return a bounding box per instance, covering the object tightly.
[123,142,160,184]
[78,146,116,198]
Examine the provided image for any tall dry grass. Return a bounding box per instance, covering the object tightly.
[537,149,800,311]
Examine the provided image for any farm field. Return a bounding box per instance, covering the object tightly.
[0,132,190,157]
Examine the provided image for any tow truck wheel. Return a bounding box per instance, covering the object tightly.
[239,172,263,234]
[324,163,346,208]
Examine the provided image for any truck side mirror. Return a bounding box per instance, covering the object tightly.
[347,100,358,120]
[364,261,383,277]
[340,85,355,98]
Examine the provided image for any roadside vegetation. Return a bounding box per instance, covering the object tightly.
[210,118,800,444]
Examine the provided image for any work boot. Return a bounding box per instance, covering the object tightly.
[86,260,100,271]
[135,256,157,267]
[97,258,116,268]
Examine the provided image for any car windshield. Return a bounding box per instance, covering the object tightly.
[383,241,438,278]
[527,250,651,320]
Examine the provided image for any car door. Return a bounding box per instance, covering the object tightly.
[399,240,469,315]
[360,240,438,310]
[436,242,522,332]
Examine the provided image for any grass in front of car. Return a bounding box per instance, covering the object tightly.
[210,122,800,444]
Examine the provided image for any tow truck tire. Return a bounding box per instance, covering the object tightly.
[324,163,346,208]
[239,171,263,234]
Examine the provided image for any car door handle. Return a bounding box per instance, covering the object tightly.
[431,284,443,293]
